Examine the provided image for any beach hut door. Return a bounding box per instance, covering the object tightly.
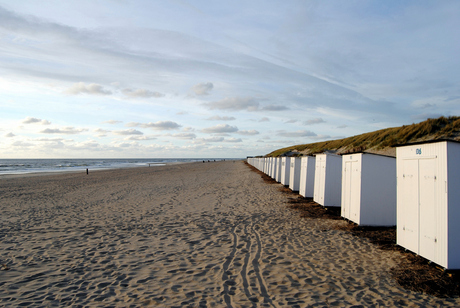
[401,159,420,253]
[315,160,326,204]
[343,161,353,219]
[345,161,360,221]
[401,158,438,259]
[418,158,437,262]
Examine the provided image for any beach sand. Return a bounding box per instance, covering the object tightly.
[0,161,458,307]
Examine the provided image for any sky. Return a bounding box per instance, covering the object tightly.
[1,1,459,158]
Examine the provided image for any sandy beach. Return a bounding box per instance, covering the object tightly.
[0,161,458,307]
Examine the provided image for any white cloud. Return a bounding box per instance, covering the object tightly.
[192,82,213,95]
[40,127,88,134]
[224,138,242,143]
[204,97,259,111]
[5,132,15,137]
[94,128,110,135]
[34,138,66,142]
[206,115,236,121]
[276,130,317,137]
[202,124,238,134]
[172,133,196,139]
[304,118,326,125]
[65,82,112,95]
[12,141,34,147]
[113,129,143,135]
[262,105,289,111]
[197,136,225,142]
[259,117,270,122]
[122,88,164,98]
[102,120,122,125]
[237,130,259,136]
[125,135,157,140]
[127,121,181,130]
[22,117,51,125]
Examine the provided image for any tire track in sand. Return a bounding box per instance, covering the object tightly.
[222,224,238,307]
[251,220,276,307]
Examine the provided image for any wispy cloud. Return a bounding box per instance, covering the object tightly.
[224,138,242,143]
[102,120,122,125]
[206,115,236,121]
[113,129,143,135]
[126,121,181,130]
[202,124,238,134]
[125,135,157,141]
[237,130,259,136]
[204,97,259,111]
[172,133,196,139]
[192,82,213,95]
[22,117,51,125]
[94,128,110,137]
[262,105,289,111]
[65,82,112,96]
[40,127,88,134]
[276,130,317,138]
[121,88,164,98]
[197,136,225,142]
[304,118,325,125]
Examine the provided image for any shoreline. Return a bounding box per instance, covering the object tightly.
[0,160,207,180]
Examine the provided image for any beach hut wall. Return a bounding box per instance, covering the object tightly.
[280,157,291,186]
[396,140,460,270]
[299,156,316,198]
[341,153,396,226]
[268,157,274,177]
[313,153,342,207]
[289,157,302,192]
[264,158,270,175]
[275,157,283,182]
[269,157,275,179]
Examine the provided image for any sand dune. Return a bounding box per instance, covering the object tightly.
[1,161,458,307]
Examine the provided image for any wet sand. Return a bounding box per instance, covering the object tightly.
[0,161,458,307]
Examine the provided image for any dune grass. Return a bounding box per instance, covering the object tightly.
[267,116,460,157]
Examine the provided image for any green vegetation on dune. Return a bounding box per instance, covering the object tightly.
[267,116,460,157]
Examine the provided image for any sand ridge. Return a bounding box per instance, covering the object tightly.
[1,161,459,307]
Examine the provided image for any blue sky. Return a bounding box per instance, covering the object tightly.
[1,0,459,158]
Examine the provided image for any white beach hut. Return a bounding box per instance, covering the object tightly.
[270,157,277,179]
[289,157,302,192]
[275,157,282,182]
[280,157,291,186]
[299,156,316,198]
[313,153,342,207]
[396,140,460,269]
[341,153,396,226]
[269,157,275,178]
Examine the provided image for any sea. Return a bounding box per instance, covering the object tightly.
[0,158,233,176]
